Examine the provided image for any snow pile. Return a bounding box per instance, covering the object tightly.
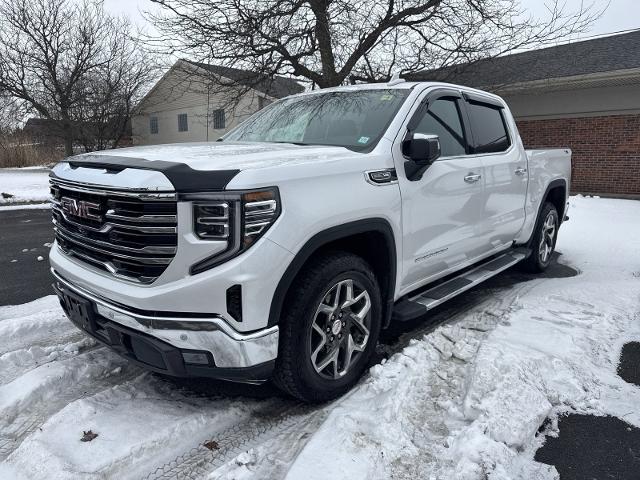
[0,168,51,205]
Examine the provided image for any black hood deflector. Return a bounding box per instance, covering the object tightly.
[65,154,240,192]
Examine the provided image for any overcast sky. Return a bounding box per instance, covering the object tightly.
[105,0,638,41]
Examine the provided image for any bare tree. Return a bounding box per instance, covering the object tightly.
[146,0,601,90]
[0,0,158,156]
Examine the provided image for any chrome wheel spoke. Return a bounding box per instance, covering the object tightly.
[351,290,371,321]
[340,280,355,309]
[315,348,339,376]
[341,335,356,375]
[317,303,335,316]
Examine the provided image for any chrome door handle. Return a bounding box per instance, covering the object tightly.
[515,167,528,176]
[464,173,482,183]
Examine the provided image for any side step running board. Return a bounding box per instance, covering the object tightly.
[392,248,530,322]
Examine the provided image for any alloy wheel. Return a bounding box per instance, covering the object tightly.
[309,278,372,379]
[539,211,557,264]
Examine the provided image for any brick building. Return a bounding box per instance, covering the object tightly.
[411,30,640,197]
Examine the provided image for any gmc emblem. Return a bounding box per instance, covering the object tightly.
[60,197,102,222]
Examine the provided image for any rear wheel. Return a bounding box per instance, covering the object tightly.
[273,252,382,402]
[521,202,559,273]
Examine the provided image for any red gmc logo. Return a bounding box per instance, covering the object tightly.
[60,197,102,222]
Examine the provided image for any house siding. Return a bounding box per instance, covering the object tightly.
[502,83,640,120]
[132,66,268,145]
[517,113,640,196]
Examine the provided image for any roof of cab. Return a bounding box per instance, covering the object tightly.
[290,80,507,105]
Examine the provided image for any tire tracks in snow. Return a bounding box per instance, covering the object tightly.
[139,400,323,480]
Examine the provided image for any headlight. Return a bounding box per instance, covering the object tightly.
[189,187,281,274]
[194,203,230,240]
[241,190,279,248]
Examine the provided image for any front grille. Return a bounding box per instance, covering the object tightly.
[50,178,177,284]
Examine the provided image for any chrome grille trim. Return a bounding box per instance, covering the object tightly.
[50,177,177,283]
[50,177,176,200]
[53,219,176,255]
[54,227,173,264]
[51,202,176,234]
[105,210,178,223]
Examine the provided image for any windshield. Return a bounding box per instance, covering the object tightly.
[223,89,409,152]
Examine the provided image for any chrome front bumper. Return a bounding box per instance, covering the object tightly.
[52,269,279,377]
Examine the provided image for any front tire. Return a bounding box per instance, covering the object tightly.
[521,202,559,273]
[273,252,382,403]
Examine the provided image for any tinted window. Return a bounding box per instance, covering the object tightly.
[466,102,511,153]
[414,98,466,157]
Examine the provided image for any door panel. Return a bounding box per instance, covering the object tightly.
[394,92,490,292]
[397,157,486,290]
[481,148,528,246]
[465,101,528,247]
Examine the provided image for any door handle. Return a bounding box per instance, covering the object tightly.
[515,167,528,176]
[464,173,482,183]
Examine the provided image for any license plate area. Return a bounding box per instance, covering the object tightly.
[58,287,109,341]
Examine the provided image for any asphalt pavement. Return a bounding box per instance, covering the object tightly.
[0,207,54,305]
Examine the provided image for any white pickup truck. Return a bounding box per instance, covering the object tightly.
[49,80,571,402]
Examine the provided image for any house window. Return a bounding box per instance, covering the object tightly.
[150,116,158,134]
[212,109,225,130]
[178,113,188,132]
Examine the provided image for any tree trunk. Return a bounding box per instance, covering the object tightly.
[62,120,74,157]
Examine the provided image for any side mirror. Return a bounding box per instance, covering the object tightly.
[402,133,441,180]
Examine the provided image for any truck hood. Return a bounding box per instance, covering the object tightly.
[54,141,364,192]
[75,141,358,171]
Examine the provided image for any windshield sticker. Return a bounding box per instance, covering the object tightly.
[358,136,370,144]
[380,94,394,101]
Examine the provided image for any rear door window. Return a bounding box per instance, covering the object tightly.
[466,102,511,154]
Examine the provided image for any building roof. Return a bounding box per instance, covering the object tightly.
[184,60,305,99]
[409,29,640,90]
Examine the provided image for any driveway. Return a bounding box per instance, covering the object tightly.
[0,208,54,305]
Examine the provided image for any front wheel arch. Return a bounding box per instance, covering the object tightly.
[268,218,397,329]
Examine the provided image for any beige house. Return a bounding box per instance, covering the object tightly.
[132,60,304,145]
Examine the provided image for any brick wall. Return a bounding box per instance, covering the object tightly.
[517,114,640,196]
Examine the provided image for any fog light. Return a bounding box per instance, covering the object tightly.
[182,351,210,365]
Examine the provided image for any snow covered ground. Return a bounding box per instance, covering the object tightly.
[0,168,51,206]
[0,195,639,479]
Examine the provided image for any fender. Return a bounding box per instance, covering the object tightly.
[526,178,568,247]
[267,218,397,328]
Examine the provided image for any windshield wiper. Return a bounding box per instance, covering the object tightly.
[271,141,309,146]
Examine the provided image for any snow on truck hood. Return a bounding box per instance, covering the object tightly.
[77,141,357,171]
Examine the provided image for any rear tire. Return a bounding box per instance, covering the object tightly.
[521,202,559,273]
[273,251,382,403]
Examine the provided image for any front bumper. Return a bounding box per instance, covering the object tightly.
[52,270,279,382]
